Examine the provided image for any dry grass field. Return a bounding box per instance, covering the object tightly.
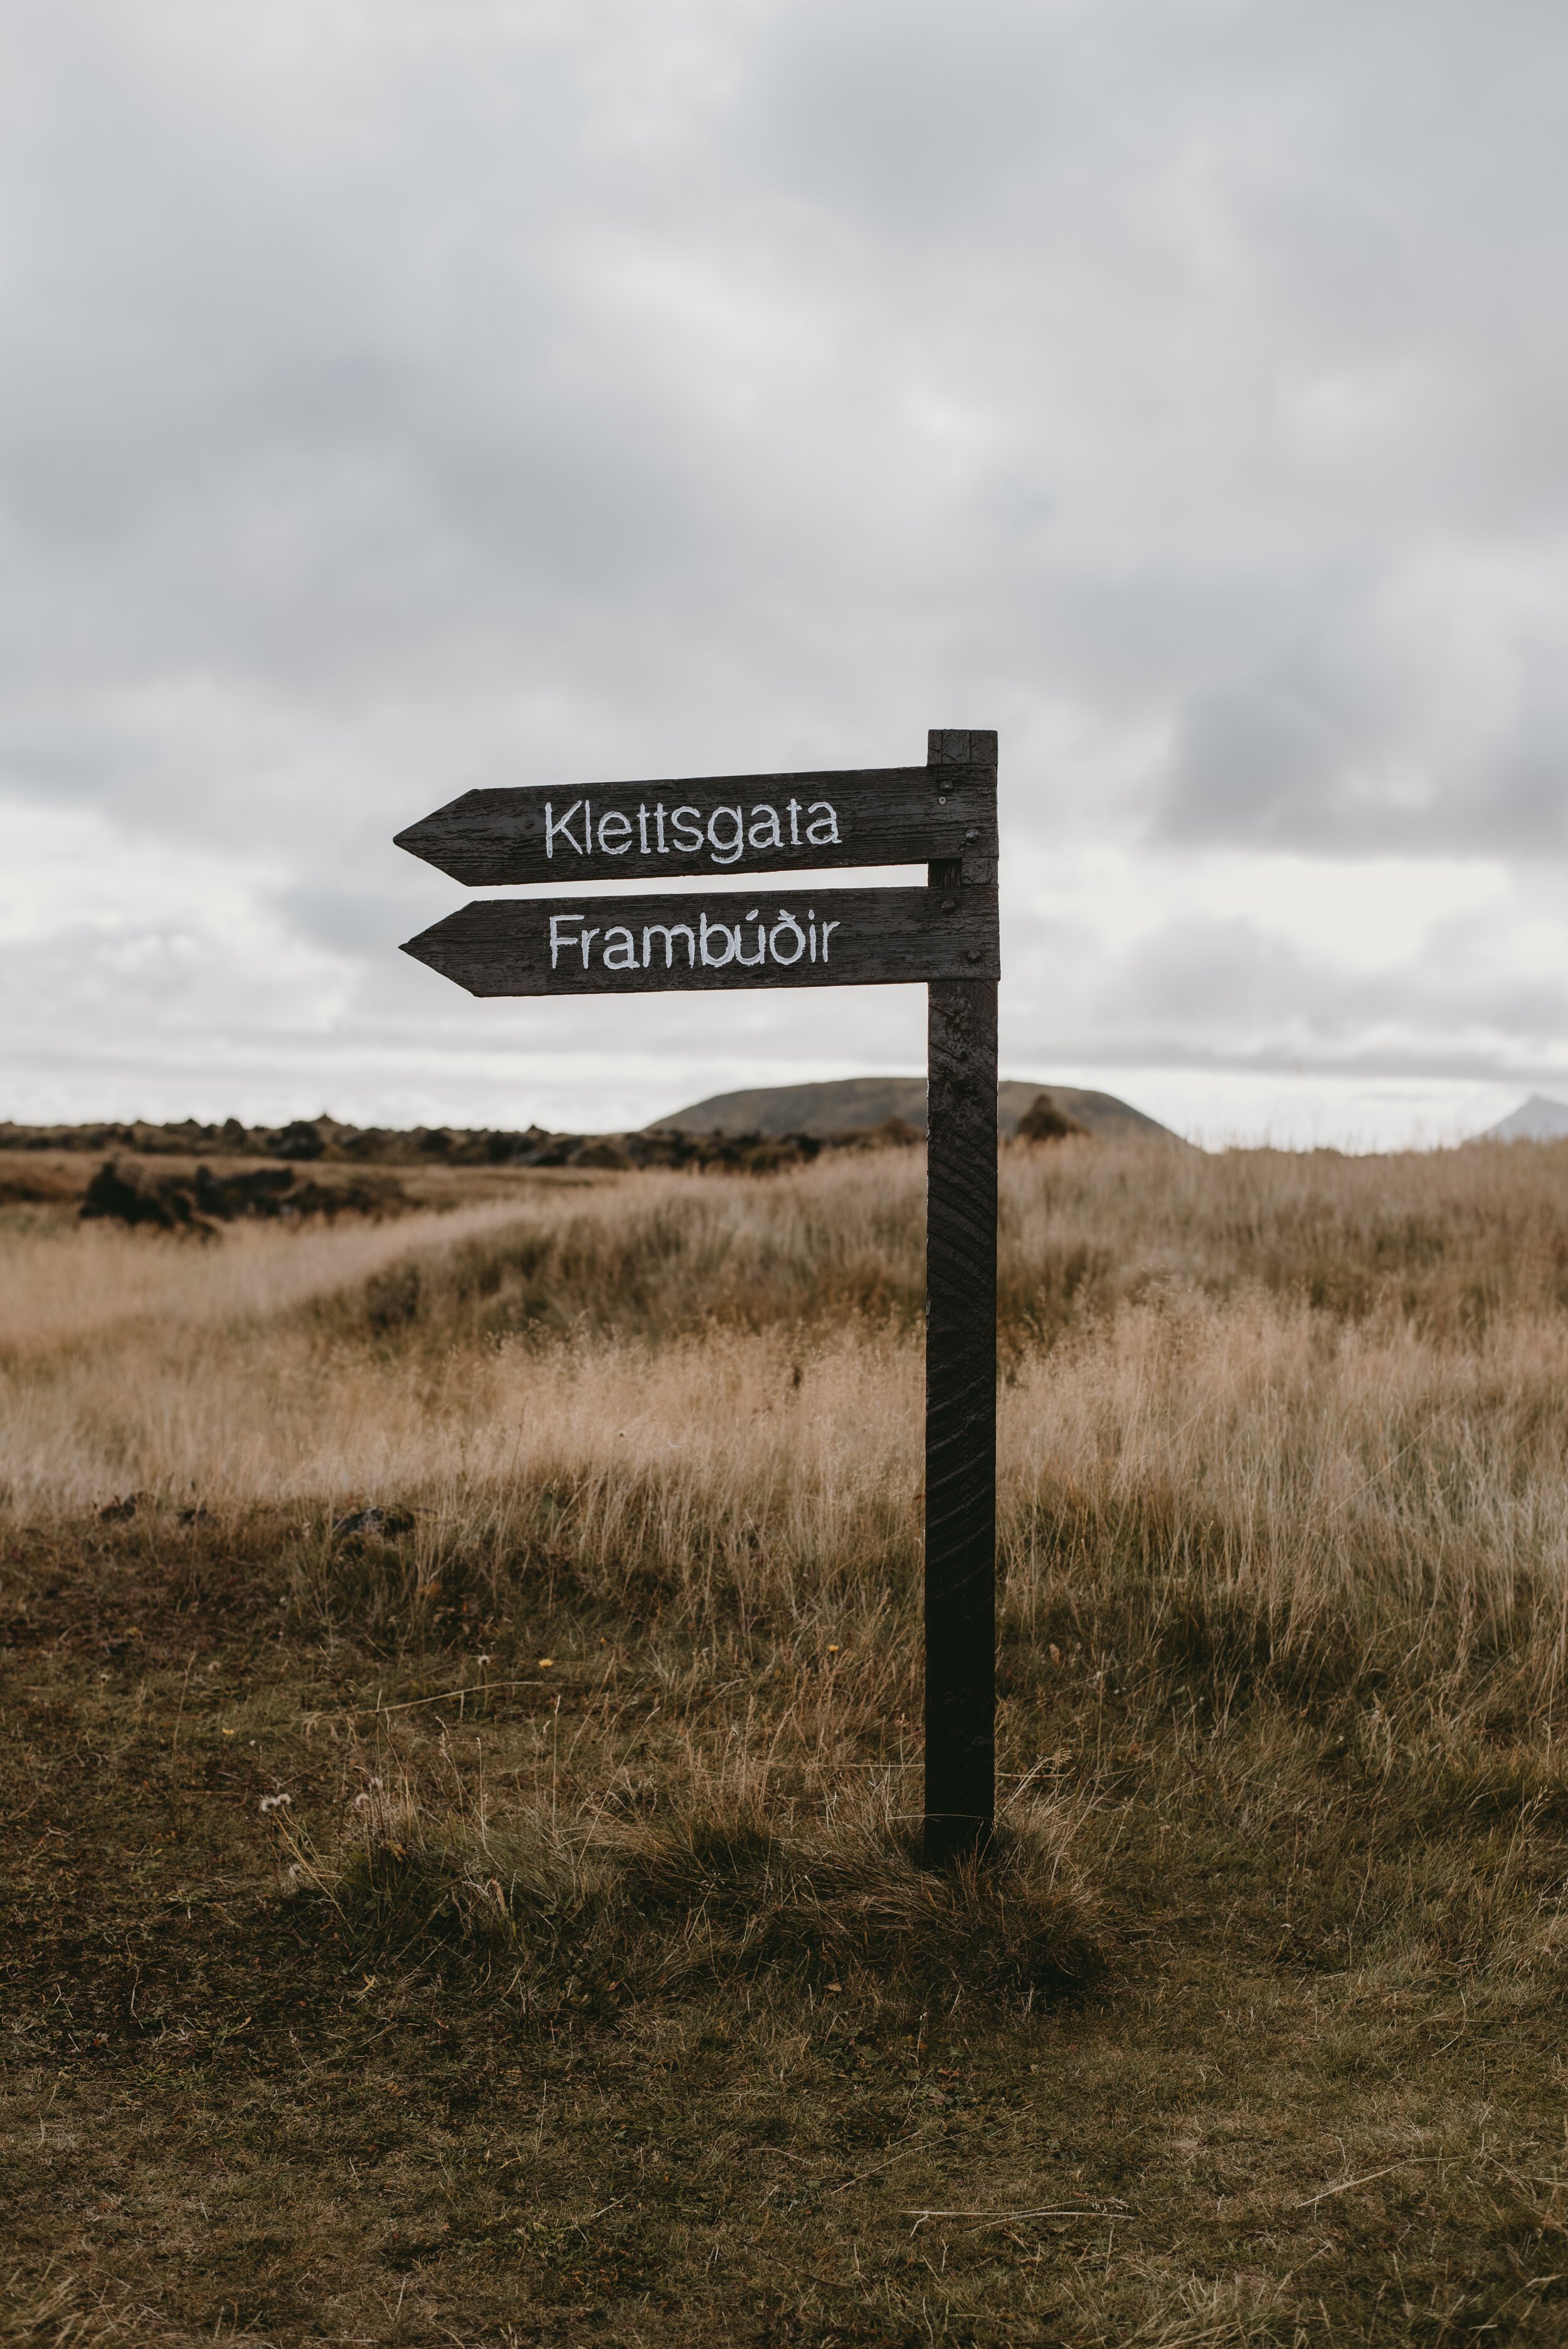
[7,1137,1568,2345]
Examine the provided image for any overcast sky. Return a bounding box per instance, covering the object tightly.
[4,0,1566,1147]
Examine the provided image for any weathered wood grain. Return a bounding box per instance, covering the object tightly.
[923,727,999,1864]
[401,884,999,997]
[395,764,997,888]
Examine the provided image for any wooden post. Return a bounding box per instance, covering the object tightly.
[923,727,999,1864]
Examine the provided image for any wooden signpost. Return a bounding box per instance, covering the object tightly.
[396,728,1000,1862]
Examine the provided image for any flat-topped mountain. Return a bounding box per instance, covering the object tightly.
[649,1076,1173,1141]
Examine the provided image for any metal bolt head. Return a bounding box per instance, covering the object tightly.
[941,898,956,912]
[965,948,982,962]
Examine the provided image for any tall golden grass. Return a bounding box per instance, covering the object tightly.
[0,1195,536,1354]
[8,1135,1568,1733]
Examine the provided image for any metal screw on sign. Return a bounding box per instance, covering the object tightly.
[395,730,1000,1862]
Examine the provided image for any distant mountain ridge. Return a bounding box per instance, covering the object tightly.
[1482,1095,1568,1141]
[649,1076,1173,1141]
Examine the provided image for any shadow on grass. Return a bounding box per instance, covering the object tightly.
[282,1785,1106,2014]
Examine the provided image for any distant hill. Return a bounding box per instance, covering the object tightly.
[649,1076,1174,1142]
[1481,1095,1568,1141]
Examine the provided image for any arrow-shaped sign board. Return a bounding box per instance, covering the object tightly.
[394,763,997,888]
[401,885,999,997]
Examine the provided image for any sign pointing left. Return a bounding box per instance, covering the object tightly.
[401,884,999,997]
[393,763,996,888]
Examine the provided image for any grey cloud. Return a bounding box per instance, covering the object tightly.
[1157,625,1568,859]
[734,0,1065,228]
[1066,913,1568,1075]
[6,0,1568,1129]
[273,883,430,958]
